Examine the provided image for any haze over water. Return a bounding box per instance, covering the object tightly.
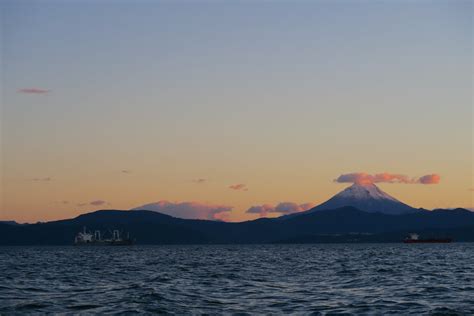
[1,244,473,314]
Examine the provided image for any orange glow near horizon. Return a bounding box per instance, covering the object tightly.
[1,1,472,223]
[2,171,472,223]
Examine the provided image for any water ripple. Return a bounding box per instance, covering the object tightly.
[0,244,473,314]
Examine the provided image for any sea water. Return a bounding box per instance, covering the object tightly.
[0,244,473,314]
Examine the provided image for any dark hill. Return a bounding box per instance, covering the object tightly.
[0,207,473,245]
[283,207,474,234]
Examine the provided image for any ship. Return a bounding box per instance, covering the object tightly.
[403,233,452,244]
[74,227,134,246]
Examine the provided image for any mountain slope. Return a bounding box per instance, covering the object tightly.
[303,182,416,215]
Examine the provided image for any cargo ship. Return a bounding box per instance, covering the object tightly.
[74,227,134,246]
[403,233,452,244]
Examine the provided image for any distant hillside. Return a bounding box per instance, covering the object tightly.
[0,207,473,245]
[0,221,20,226]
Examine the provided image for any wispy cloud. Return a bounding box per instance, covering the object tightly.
[121,170,132,174]
[53,200,70,205]
[192,178,207,184]
[31,177,52,182]
[90,200,107,206]
[229,184,248,191]
[132,200,233,221]
[18,88,50,94]
[246,202,315,217]
[334,172,441,185]
[76,200,108,208]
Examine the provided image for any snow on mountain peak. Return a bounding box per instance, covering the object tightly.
[337,182,400,202]
[297,181,417,215]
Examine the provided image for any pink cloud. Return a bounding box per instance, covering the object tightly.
[335,172,441,185]
[229,184,248,191]
[417,174,441,184]
[132,200,233,221]
[246,204,274,217]
[18,88,50,94]
[246,202,315,217]
[213,211,231,222]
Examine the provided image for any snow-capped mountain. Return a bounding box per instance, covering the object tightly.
[305,182,416,215]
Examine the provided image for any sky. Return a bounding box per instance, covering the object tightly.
[1,0,472,223]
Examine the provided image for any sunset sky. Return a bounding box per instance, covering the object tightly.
[1,1,472,223]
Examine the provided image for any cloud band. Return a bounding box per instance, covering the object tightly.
[334,172,440,185]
